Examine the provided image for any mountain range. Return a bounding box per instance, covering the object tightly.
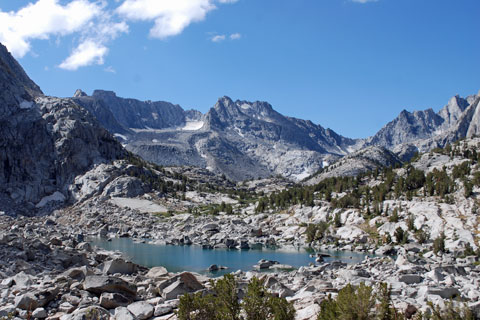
[71,86,479,181]
[1,38,480,211]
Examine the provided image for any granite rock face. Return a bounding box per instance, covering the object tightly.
[0,43,126,215]
[366,93,480,158]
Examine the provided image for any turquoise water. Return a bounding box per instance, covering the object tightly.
[90,237,371,276]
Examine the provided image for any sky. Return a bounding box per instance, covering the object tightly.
[1,0,479,138]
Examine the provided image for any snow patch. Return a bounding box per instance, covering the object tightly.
[36,192,66,208]
[152,112,159,120]
[152,139,159,143]
[114,133,128,141]
[181,121,204,131]
[240,103,251,110]
[19,100,34,109]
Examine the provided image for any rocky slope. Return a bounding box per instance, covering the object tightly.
[304,146,402,185]
[0,44,131,216]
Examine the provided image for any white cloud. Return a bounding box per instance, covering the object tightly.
[59,40,107,70]
[117,0,234,39]
[211,34,226,42]
[230,33,241,40]
[0,0,236,70]
[0,0,102,58]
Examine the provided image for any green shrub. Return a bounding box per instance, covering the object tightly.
[243,277,295,320]
[427,300,474,320]
[433,233,446,255]
[394,227,408,245]
[414,229,429,244]
[317,283,376,320]
[178,275,295,320]
[306,222,329,243]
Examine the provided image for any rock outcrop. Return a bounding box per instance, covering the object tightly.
[0,43,126,215]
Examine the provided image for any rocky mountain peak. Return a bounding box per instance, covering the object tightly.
[0,43,43,119]
[73,89,88,98]
[92,90,117,99]
[437,94,469,128]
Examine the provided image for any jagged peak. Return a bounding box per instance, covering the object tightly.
[73,89,88,98]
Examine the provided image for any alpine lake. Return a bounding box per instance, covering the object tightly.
[89,237,374,277]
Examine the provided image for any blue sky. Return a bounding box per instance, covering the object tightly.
[1,0,479,138]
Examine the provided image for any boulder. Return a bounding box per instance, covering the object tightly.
[83,276,137,297]
[76,242,92,252]
[375,245,396,256]
[32,307,47,319]
[146,266,169,279]
[208,264,219,272]
[69,306,110,320]
[63,266,90,282]
[399,274,423,284]
[428,287,461,299]
[0,305,16,318]
[154,305,173,317]
[13,271,34,289]
[114,307,135,320]
[256,259,278,269]
[161,272,204,300]
[103,258,137,275]
[100,292,130,309]
[127,301,154,320]
[14,293,38,310]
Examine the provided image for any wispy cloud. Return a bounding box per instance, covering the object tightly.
[210,33,241,42]
[230,33,241,40]
[211,34,226,42]
[59,9,128,70]
[104,66,116,73]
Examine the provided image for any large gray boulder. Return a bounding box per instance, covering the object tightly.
[114,307,135,320]
[69,306,110,320]
[127,301,154,320]
[103,258,138,275]
[100,292,130,309]
[146,266,169,279]
[14,293,38,310]
[161,272,204,300]
[83,276,137,297]
[399,274,423,285]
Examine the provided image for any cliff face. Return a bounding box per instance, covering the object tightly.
[0,43,126,215]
